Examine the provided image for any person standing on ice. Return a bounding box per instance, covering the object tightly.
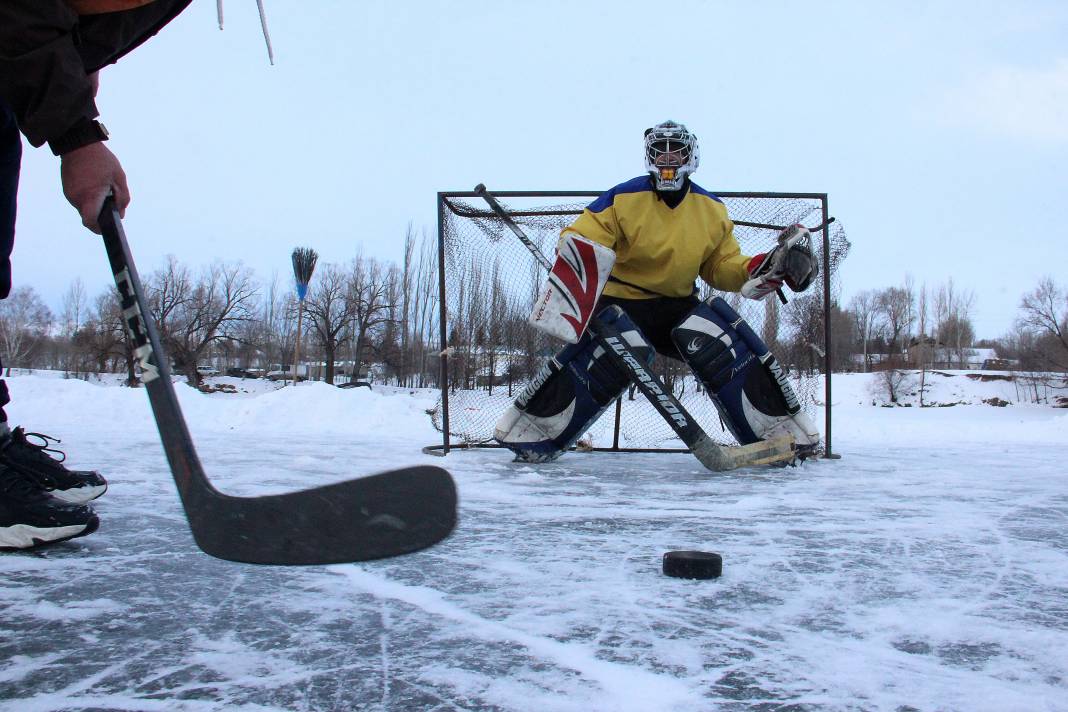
[0,0,193,550]
[495,120,822,462]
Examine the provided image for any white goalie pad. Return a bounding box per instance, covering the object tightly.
[741,395,821,449]
[528,231,616,343]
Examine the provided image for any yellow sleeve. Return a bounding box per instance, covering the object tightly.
[564,204,622,251]
[699,215,752,292]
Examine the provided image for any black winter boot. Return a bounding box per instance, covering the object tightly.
[0,428,107,504]
[0,461,99,549]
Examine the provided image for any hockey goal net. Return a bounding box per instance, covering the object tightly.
[430,189,850,455]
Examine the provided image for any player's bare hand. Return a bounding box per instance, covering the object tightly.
[60,142,130,234]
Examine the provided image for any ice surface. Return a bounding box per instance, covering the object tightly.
[1,373,1066,711]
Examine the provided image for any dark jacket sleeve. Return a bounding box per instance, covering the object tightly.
[0,0,191,149]
[0,0,99,147]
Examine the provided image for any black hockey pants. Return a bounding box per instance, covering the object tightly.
[0,100,21,422]
[595,294,701,361]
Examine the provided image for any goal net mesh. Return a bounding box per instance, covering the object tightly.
[431,190,850,452]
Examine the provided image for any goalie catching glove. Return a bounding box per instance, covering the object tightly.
[741,224,819,301]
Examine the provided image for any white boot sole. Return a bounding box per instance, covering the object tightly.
[51,483,108,505]
[0,522,94,549]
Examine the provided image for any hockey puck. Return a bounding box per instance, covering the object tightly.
[662,550,722,579]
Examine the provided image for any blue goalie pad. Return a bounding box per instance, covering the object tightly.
[671,298,820,450]
[494,306,654,462]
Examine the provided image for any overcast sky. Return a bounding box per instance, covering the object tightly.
[13,0,1068,339]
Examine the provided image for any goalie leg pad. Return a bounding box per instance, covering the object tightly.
[671,297,820,451]
[495,306,653,462]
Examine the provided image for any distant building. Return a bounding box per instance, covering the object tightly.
[930,346,1002,370]
[903,340,1011,370]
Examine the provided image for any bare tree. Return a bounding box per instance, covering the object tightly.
[148,257,258,386]
[397,223,416,387]
[74,288,136,384]
[59,278,89,375]
[304,263,354,384]
[1018,276,1068,371]
[411,227,440,387]
[849,290,883,372]
[399,227,441,388]
[258,270,296,374]
[933,278,976,367]
[872,366,915,405]
[0,286,53,373]
[914,283,932,405]
[348,255,396,382]
[877,284,914,358]
[762,296,779,350]
[781,293,834,375]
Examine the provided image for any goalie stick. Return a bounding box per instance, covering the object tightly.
[98,198,457,565]
[473,184,795,471]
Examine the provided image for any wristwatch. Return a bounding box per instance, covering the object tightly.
[48,119,109,156]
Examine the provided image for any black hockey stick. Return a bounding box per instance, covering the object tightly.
[733,217,836,233]
[98,198,457,564]
[473,184,794,470]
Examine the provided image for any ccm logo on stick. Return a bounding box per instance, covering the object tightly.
[114,268,160,384]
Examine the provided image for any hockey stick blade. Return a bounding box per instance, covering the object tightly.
[98,199,457,564]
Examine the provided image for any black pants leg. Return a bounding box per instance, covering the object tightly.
[0,100,22,423]
[596,294,701,360]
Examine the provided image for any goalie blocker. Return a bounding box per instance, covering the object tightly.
[529,231,616,343]
[672,297,820,456]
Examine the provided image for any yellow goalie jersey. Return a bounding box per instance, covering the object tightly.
[567,176,752,300]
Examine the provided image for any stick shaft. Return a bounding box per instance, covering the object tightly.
[293,303,304,382]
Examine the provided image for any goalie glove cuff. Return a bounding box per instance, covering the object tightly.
[747,253,768,275]
[741,250,783,300]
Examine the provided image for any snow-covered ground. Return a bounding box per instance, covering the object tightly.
[1,371,1066,711]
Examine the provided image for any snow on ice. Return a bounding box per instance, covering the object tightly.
[1,371,1066,711]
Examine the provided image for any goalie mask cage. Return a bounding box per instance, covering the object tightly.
[429,189,850,458]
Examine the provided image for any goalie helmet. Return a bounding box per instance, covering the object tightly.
[644,120,699,191]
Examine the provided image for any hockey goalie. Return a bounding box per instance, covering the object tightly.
[495,120,821,462]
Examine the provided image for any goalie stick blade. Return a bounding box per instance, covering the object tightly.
[691,434,796,471]
[589,315,793,473]
[98,198,458,564]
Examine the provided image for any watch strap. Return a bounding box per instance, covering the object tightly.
[49,119,109,156]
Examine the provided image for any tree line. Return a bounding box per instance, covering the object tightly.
[0,225,442,389]
[1,229,1065,392]
[841,275,1068,374]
